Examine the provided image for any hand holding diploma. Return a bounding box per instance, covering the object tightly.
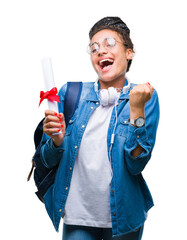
[43,110,66,147]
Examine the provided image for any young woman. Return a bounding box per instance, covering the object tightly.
[41,17,160,240]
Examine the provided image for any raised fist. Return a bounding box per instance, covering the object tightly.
[129,83,153,109]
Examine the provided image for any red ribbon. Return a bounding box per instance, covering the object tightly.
[39,87,60,106]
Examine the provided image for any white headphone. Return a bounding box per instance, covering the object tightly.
[94,78,130,106]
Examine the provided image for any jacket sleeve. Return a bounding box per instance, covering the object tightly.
[124,89,160,175]
[40,83,67,169]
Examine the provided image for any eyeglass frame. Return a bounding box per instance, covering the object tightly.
[87,37,128,55]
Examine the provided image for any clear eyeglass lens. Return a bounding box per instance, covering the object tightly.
[104,38,116,49]
[90,42,99,54]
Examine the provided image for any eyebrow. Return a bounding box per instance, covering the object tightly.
[90,41,98,46]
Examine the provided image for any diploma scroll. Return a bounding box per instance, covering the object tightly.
[41,58,61,135]
[41,58,59,112]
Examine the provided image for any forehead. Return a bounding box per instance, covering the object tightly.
[91,29,122,43]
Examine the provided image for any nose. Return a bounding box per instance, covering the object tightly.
[97,44,108,56]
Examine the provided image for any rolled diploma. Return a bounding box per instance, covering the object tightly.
[41,58,61,135]
[41,58,59,112]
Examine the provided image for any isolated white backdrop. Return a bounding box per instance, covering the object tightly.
[0,0,186,239]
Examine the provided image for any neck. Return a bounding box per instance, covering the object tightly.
[99,76,126,90]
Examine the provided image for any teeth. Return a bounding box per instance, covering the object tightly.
[99,59,114,64]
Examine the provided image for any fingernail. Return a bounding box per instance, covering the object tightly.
[54,112,58,116]
[146,82,150,85]
[61,124,64,128]
[57,129,61,132]
[59,119,62,122]
[58,113,62,118]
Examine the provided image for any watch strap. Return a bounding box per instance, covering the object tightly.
[129,118,136,125]
[128,117,145,127]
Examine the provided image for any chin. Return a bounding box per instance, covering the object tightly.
[99,73,125,85]
[98,72,116,82]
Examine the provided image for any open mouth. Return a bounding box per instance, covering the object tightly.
[98,58,114,71]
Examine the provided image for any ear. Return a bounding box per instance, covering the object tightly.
[126,48,133,60]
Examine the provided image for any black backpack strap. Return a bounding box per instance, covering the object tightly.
[64,82,82,127]
[34,118,45,149]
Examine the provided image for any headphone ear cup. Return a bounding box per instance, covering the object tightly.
[99,89,109,106]
[108,87,118,104]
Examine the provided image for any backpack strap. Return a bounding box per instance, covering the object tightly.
[64,82,82,127]
[34,118,45,149]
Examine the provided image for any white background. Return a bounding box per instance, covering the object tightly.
[0,0,186,239]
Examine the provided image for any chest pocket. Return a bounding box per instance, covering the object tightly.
[65,116,77,136]
[117,117,129,138]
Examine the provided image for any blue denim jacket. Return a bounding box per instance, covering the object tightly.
[40,81,159,237]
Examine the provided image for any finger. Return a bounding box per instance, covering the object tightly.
[129,85,137,95]
[44,116,59,124]
[44,110,58,117]
[44,110,59,123]
[57,113,65,121]
[44,121,64,129]
[44,127,62,136]
[45,112,64,123]
[43,119,64,131]
[144,83,153,98]
[130,84,144,95]
[57,113,66,126]
[146,82,154,91]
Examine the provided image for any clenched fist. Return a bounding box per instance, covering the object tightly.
[129,83,153,119]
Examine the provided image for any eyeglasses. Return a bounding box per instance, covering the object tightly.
[87,37,127,55]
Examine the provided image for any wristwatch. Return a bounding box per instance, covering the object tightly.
[129,117,145,128]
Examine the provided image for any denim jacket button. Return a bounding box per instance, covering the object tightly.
[90,106,94,109]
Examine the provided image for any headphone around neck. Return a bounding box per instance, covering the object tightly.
[94,78,130,106]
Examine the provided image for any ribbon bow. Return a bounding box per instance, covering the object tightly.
[39,87,60,106]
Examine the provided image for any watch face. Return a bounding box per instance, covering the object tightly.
[136,117,145,127]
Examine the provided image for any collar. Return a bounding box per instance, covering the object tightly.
[85,83,100,102]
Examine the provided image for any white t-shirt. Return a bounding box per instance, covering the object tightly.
[63,104,114,228]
